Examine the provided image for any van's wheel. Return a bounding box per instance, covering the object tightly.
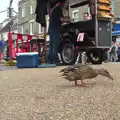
[86,48,103,64]
[60,41,77,65]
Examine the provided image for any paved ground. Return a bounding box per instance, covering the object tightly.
[0,63,120,120]
[0,65,17,71]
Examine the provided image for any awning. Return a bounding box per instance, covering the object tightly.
[112,30,120,36]
[112,23,120,36]
[113,23,120,31]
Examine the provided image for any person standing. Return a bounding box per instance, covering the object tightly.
[117,44,120,62]
[35,0,48,27]
[47,1,57,16]
[83,12,90,20]
[110,41,118,62]
[48,0,70,64]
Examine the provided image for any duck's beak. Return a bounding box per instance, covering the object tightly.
[108,74,113,80]
[102,71,114,81]
[59,68,67,73]
[61,72,67,76]
[59,69,64,73]
[58,72,66,77]
[106,73,113,80]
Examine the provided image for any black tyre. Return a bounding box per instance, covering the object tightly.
[60,41,77,65]
[86,48,103,64]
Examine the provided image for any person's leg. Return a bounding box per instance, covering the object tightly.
[110,54,113,62]
[118,55,120,61]
[48,30,54,63]
[113,54,116,62]
[107,51,110,61]
[52,30,61,63]
[115,54,117,62]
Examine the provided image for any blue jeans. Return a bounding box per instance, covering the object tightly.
[48,29,61,63]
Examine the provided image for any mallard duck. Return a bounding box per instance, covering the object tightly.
[60,63,85,73]
[60,64,113,87]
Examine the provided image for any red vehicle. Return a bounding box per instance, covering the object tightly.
[6,32,46,60]
[4,45,27,60]
[7,32,40,59]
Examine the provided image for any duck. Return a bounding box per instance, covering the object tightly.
[60,64,113,87]
[60,63,85,73]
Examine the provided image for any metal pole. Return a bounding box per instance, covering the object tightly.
[7,11,12,60]
[9,0,13,32]
[7,0,13,60]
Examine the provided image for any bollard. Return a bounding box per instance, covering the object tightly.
[82,52,87,65]
[57,53,63,63]
[75,52,81,64]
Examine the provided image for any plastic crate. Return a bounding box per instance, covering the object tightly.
[16,52,39,68]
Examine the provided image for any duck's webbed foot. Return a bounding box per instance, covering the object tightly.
[74,80,78,86]
[74,80,89,87]
[80,80,89,87]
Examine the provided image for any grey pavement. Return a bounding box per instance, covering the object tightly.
[0,64,17,71]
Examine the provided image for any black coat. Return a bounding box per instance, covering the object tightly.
[35,0,66,27]
[35,0,48,27]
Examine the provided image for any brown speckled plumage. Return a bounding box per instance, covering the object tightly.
[60,64,113,87]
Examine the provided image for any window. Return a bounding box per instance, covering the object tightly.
[30,20,35,35]
[21,7,25,18]
[25,29,29,34]
[72,10,79,22]
[21,25,24,34]
[87,6,90,17]
[30,4,35,14]
[30,22,34,34]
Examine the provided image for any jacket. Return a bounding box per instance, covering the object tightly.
[35,0,48,27]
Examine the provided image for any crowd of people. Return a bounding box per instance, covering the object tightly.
[104,41,120,62]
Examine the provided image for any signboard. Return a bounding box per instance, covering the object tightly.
[77,33,84,42]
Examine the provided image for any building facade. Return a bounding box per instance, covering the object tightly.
[0,15,18,41]
[18,0,49,35]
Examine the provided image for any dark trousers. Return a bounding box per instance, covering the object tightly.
[48,29,61,63]
[118,55,120,62]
